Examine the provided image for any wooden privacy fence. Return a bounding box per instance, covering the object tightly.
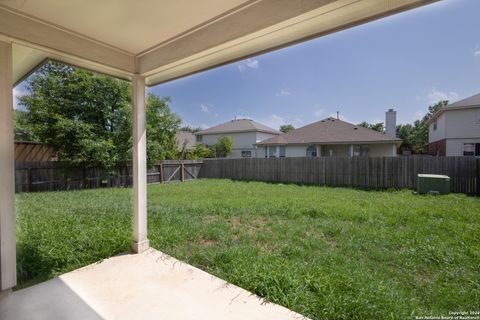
[200,156,480,195]
[14,157,480,194]
[15,160,202,193]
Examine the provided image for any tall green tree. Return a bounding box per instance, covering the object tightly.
[19,62,180,169]
[146,94,181,167]
[14,109,38,141]
[358,121,384,133]
[213,136,233,158]
[180,125,202,133]
[411,101,447,153]
[20,62,132,169]
[396,123,414,151]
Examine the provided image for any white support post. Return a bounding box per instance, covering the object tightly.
[350,144,354,157]
[131,75,149,253]
[0,40,16,290]
[316,145,321,157]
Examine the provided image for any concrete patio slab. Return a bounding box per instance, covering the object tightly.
[0,249,307,320]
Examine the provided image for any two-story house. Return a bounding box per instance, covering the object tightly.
[194,119,281,158]
[427,93,480,156]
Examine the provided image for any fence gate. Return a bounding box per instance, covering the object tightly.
[151,160,203,183]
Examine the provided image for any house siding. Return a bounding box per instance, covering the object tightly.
[369,143,397,156]
[446,138,480,156]
[428,107,480,156]
[445,108,480,139]
[428,112,446,143]
[199,131,278,158]
[257,143,397,158]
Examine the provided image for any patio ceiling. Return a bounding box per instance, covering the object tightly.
[1,0,437,86]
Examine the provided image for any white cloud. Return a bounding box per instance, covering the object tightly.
[200,103,210,113]
[276,89,291,96]
[237,58,259,72]
[474,50,480,57]
[427,88,458,105]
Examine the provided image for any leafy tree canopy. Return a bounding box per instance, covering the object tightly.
[359,101,447,154]
[146,94,181,167]
[14,109,38,141]
[358,121,384,133]
[19,62,180,169]
[213,136,234,158]
[279,124,295,133]
[180,125,203,133]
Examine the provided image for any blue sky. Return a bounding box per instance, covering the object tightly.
[147,0,480,130]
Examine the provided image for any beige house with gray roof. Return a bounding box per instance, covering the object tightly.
[257,117,401,158]
[195,119,280,158]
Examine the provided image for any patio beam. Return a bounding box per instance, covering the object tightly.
[0,40,16,291]
[141,0,438,85]
[0,6,135,76]
[131,75,149,253]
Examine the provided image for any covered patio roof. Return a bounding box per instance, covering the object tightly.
[0,0,436,295]
[2,0,436,86]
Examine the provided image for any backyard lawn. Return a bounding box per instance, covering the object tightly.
[16,179,480,320]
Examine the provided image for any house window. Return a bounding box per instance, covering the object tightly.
[279,146,286,158]
[241,150,252,158]
[268,146,277,158]
[353,145,370,157]
[464,143,475,156]
[306,145,317,157]
[433,119,437,130]
[196,135,203,143]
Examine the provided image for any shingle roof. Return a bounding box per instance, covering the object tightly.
[176,131,196,150]
[257,117,401,145]
[446,93,480,108]
[195,119,281,135]
[427,92,480,125]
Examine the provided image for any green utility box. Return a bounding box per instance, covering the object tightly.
[417,174,450,195]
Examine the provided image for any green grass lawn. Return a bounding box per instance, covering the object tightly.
[16,179,480,319]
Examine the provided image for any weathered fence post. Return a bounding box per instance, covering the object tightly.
[159,162,163,183]
[181,162,185,182]
[475,158,480,197]
[27,167,32,192]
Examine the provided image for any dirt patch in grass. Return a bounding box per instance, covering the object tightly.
[228,216,270,235]
[198,238,217,246]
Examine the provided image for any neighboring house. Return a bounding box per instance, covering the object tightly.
[427,93,480,156]
[257,112,401,158]
[175,131,196,152]
[194,119,281,158]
